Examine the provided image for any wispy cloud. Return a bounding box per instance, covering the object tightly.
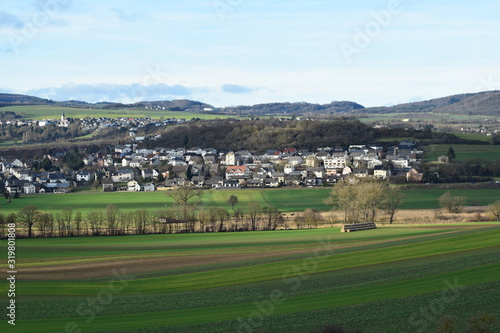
[221,84,255,94]
[111,8,139,22]
[0,11,24,29]
[27,83,200,103]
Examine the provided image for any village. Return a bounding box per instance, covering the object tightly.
[0,139,425,195]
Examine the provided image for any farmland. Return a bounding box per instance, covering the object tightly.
[1,187,499,215]
[424,144,500,162]
[450,133,491,143]
[0,105,234,120]
[358,112,499,124]
[1,224,499,332]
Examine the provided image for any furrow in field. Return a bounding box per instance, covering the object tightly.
[12,230,499,296]
[14,263,499,333]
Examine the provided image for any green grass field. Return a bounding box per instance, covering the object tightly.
[0,105,234,120]
[1,188,499,215]
[448,133,492,143]
[358,112,498,124]
[1,225,499,332]
[424,144,500,162]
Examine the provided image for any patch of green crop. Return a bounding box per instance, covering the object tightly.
[12,229,499,296]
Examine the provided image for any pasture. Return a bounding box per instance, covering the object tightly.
[1,188,499,215]
[424,144,500,162]
[358,112,497,124]
[1,224,499,332]
[449,133,491,143]
[0,105,233,120]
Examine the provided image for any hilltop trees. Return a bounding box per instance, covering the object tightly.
[149,119,376,151]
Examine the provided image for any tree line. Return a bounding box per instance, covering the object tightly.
[0,192,291,238]
[3,185,499,239]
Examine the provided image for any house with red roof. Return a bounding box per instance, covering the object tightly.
[225,165,252,180]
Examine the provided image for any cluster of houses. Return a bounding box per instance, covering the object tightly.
[460,125,498,137]
[0,112,188,142]
[2,160,73,194]
[80,116,186,138]
[0,140,425,195]
[0,112,70,128]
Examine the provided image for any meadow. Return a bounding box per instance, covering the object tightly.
[358,112,498,124]
[450,133,491,143]
[0,105,234,120]
[424,144,500,162]
[1,188,499,215]
[1,224,499,332]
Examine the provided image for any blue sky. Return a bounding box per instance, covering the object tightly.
[1,0,499,107]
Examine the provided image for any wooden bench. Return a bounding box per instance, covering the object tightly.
[341,222,377,232]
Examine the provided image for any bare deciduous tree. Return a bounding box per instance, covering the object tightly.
[324,178,385,224]
[246,202,261,231]
[379,185,405,224]
[166,186,203,224]
[17,205,38,238]
[488,200,500,221]
[302,208,324,229]
[226,195,239,212]
[216,208,229,232]
[439,191,466,213]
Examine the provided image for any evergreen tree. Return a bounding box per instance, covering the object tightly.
[447,146,456,162]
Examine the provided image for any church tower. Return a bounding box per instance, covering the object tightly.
[61,111,66,124]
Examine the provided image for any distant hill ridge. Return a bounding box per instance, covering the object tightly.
[1,90,499,116]
[0,93,53,107]
[364,91,500,116]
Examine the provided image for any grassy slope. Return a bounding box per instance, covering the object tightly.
[424,144,500,162]
[1,188,498,215]
[449,133,491,142]
[1,105,233,120]
[1,226,499,332]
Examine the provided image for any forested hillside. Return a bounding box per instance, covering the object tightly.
[146,119,471,151]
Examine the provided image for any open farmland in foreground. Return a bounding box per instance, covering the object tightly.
[1,188,499,216]
[0,224,499,332]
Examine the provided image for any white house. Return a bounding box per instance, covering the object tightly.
[112,168,134,182]
[141,183,155,192]
[127,180,140,191]
[225,166,251,180]
[23,183,36,194]
[374,168,391,179]
[76,171,92,182]
[284,164,295,175]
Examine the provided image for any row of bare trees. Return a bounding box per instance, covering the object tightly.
[5,184,497,238]
[0,205,167,238]
[0,200,287,239]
